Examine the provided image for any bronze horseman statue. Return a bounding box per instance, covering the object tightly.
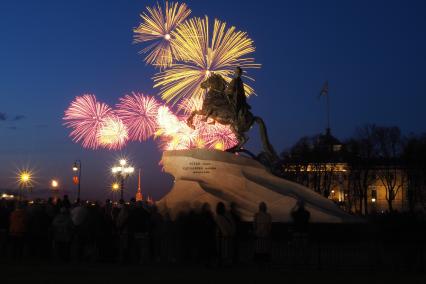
[187,67,280,172]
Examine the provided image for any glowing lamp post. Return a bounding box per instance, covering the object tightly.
[51,179,59,200]
[112,182,120,191]
[21,173,30,183]
[111,159,134,201]
[51,179,59,188]
[18,171,32,201]
[111,182,120,203]
[72,160,82,202]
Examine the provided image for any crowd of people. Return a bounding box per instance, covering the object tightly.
[0,195,310,266]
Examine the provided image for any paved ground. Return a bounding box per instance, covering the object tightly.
[1,262,426,284]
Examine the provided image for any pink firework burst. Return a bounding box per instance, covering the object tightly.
[63,94,114,149]
[199,121,238,151]
[116,93,160,141]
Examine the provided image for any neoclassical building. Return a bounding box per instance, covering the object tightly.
[281,129,408,214]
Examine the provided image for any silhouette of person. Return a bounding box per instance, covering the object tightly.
[62,195,71,209]
[291,199,310,234]
[52,207,74,261]
[230,202,242,264]
[215,202,235,266]
[199,203,216,266]
[253,202,272,266]
[9,202,28,260]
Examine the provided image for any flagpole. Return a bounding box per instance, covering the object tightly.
[327,90,330,132]
[319,80,330,133]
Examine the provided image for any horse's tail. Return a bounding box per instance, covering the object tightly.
[253,116,279,160]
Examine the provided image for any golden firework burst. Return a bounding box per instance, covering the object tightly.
[134,1,191,68]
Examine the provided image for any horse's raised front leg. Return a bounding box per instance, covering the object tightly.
[186,110,205,129]
[186,111,197,129]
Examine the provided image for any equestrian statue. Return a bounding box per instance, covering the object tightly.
[187,67,280,170]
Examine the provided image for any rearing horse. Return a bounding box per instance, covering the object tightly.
[187,73,278,162]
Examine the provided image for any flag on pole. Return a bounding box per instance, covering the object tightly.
[318,80,330,130]
[319,80,329,98]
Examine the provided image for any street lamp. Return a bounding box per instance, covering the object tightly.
[18,170,32,201]
[50,179,59,200]
[111,159,134,201]
[111,182,120,203]
[112,182,120,191]
[72,160,82,202]
[51,179,59,188]
[21,173,30,183]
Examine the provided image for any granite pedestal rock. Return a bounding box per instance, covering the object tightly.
[157,149,357,223]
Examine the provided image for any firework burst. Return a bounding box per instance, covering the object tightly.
[134,1,191,68]
[153,16,260,104]
[201,123,238,150]
[98,116,129,150]
[63,94,114,149]
[154,105,238,151]
[155,106,199,150]
[116,93,160,141]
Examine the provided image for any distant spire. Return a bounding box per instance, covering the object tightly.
[136,168,143,201]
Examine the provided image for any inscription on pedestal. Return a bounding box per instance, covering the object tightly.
[182,161,217,174]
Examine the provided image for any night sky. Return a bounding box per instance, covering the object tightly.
[1,0,425,200]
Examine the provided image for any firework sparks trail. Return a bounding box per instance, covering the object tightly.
[116,93,160,141]
[134,1,191,68]
[153,16,260,104]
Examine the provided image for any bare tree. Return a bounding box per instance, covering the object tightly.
[345,124,378,215]
[374,126,405,212]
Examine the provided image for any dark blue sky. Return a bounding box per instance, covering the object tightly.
[1,0,425,200]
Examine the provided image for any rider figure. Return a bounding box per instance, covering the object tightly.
[200,72,219,124]
[225,67,251,121]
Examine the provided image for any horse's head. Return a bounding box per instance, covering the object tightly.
[201,73,227,92]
